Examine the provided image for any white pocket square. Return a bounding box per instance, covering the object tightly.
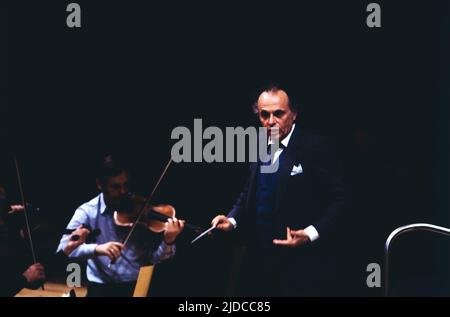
[291,164,303,176]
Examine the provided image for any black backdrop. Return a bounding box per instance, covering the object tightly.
[3,1,450,296]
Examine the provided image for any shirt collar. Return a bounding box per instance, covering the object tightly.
[268,123,296,148]
[99,193,107,214]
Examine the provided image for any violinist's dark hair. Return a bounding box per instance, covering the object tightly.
[96,154,130,184]
[252,82,299,114]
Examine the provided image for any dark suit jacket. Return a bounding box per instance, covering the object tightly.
[228,126,349,295]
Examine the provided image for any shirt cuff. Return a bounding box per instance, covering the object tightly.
[160,240,176,252]
[151,240,176,264]
[304,225,320,242]
[75,243,98,258]
[228,217,237,229]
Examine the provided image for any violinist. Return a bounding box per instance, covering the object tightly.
[57,155,185,297]
[0,184,91,297]
[0,184,45,296]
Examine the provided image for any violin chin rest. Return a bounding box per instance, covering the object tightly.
[113,211,134,227]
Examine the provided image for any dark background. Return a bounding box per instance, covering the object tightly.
[2,0,450,296]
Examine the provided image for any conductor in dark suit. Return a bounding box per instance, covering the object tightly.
[211,84,348,296]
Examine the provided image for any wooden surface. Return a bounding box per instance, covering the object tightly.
[15,281,87,297]
[133,265,154,297]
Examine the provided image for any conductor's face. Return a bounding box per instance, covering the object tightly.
[257,89,297,142]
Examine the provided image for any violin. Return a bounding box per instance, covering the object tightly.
[113,194,203,234]
[107,158,208,263]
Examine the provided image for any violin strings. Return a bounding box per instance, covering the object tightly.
[122,157,173,248]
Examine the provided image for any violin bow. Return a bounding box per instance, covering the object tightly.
[13,156,38,264]
[121,157,173,248]
[13,156,44,289]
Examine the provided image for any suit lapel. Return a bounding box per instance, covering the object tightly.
[274,126,304,214]
[274,148,294,214]
[246,162,259,211]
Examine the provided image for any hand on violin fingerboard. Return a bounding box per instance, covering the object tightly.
[64,225,91,255]
[163,217,185,245]
[8,204,25,214]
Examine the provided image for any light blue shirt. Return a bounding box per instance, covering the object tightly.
[57,193,176,283]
